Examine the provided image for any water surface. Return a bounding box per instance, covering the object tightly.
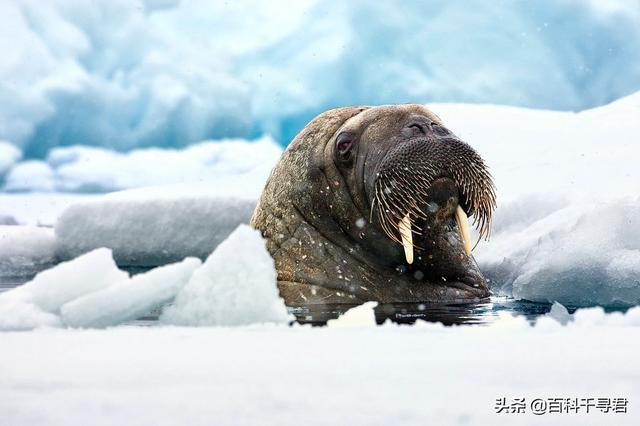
[1,277,629,327]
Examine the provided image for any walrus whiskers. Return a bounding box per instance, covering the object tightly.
[373,153,496,254]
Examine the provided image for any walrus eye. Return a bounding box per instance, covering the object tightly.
[336,132,355,158]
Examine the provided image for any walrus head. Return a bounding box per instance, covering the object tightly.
[251,105,496,305]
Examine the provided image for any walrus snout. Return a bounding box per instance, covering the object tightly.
[372,134,494,252]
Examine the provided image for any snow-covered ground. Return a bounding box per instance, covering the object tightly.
[1,306,639,426]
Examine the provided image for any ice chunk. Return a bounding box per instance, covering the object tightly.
[0,248,128,313]
[160,225,289,326]
[327,302,378,328]
[496,201,640,307]
[55,196,256,267]
[0,226,56,277]
[61,257,201,328]
[0,300,61,331]
[546,302,572,325]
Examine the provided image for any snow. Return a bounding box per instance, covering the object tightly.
[0,300,61,331]
[3,136,281,193]
[0,306,639,425]
[61,257,201,329]
[161,225,290,326]
[55,195,256,266]
[0,226,56,277]
[0,193,95,226]
[1,1,639,156]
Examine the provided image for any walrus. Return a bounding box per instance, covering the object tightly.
[251,104,496,306]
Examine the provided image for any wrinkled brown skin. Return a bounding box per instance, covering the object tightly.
[250,104,491,306]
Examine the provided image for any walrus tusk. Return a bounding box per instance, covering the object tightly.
[398,213,413,264]
[455,206,472,256]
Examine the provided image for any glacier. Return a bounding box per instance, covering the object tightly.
[1,0,639,157]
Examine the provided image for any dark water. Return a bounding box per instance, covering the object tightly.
[1,276,629,327]
[294,298,635,326]
[130,297,561,326]
[288,297,563,326]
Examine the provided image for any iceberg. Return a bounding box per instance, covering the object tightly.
[1,1,639,156]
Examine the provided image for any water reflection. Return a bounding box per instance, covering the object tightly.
[289,297,563,326]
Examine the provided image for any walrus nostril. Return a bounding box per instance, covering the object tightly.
[430,122,451,137]
[402,123,426,137]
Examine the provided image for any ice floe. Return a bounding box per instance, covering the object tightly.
[55,195,256,266]
[61,257,201,329]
